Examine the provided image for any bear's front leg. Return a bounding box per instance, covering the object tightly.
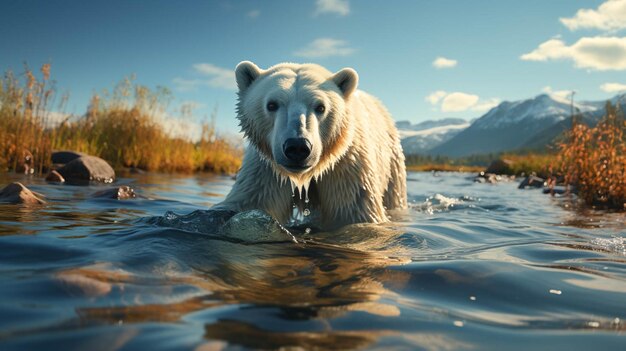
[214,148,293,223]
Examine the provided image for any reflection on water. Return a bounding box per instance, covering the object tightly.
[0,172,625,350]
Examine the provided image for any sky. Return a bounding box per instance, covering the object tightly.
[1,0,625,137]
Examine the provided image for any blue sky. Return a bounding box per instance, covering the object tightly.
[2,0,625,136]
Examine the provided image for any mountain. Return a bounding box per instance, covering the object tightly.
[428,93,624,157]
[397,119,470,154]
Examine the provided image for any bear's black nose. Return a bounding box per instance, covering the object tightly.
[283,138,312,163]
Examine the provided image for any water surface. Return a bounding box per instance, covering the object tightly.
[0,172,625,350]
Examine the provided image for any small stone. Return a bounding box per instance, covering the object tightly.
[93,186,136,200]
[0,182,46,205]
[518,175,545,189]
[45,170,65,183]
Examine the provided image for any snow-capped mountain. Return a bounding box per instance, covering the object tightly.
[396,119,469,154]
[429,93,624,157]
[472,94,597,130]
[400,123,470,155]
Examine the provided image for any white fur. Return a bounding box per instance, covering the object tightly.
[215,61,407,230]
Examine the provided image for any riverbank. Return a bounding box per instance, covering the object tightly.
[0,64,242,175]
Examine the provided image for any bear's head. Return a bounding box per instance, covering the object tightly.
[235,61,358,188]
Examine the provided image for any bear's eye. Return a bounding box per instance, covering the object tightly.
[315,104,326,114]
[266,101,278,112]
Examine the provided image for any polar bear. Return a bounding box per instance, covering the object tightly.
[215,61,407,230]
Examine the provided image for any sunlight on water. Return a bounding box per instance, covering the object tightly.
[0,172,625,350]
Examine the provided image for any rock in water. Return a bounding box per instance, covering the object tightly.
[0,182,46,204]
[57,156,115,184]
[221,210,297,243]
[51,150,87,164]
[93,186,136,199]
[45,170,65,183]
[518,175,545,189]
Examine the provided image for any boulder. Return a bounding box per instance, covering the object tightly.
[45,170,65,183]
[57,156,115,184]
[51,150,87,165]
[0,182,46,204]
[485,159,514,175]
[518,175,545,189]
[93,186,136,200]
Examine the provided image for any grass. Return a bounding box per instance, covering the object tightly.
[405,152,553,176]
[405,164,484,173]
[497,153,554,178]
[0,64,242,174]
[554,103,625,209]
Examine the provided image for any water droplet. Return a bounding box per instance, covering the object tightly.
[469,296,476,301]
[587,321,600,328]
[303,209,310,217]
[453,321,464,327]
[304,227,311,234]
[549,289,562,295]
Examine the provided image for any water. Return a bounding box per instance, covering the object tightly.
[0,171,625,350]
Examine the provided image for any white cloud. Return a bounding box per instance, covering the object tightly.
[441,92,480,112]
[425,90,447,104]
[427,91,499,113]
[315,0,349,16]
[521,36,626,71]
[293,38,354,58]
[542,86,574,99]
[560,0,626,32]
[173,63,236,91]
[600,82,626,93]
[432,57,458,69]
[247,10,260,18]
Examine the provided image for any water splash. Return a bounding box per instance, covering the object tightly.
[150,209,297,244]
[592,236,626,255]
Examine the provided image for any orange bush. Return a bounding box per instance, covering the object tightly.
[555,102,625,209]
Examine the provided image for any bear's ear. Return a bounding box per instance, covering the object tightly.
[331,68,359,98]
[235,61,262,92]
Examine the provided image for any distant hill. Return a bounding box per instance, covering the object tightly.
[397,93,625,157]
[397,119,469,154]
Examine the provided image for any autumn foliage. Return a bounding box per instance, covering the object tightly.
[555,102,626,209]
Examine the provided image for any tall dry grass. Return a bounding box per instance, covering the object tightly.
[0,64,242,174]
[554,102,625,209]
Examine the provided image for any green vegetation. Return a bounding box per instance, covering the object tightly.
[0,64,242,174]
[555,103,625,209]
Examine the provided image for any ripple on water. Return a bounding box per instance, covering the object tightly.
[0,171,625,350]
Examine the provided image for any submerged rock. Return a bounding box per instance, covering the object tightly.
[518,175,545,189]
[93,186,136,200]
[57,156,115,184]
[0,182,46,205]
[221,210,297,243]
[45,170,65,183]
[51,150,87,165]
